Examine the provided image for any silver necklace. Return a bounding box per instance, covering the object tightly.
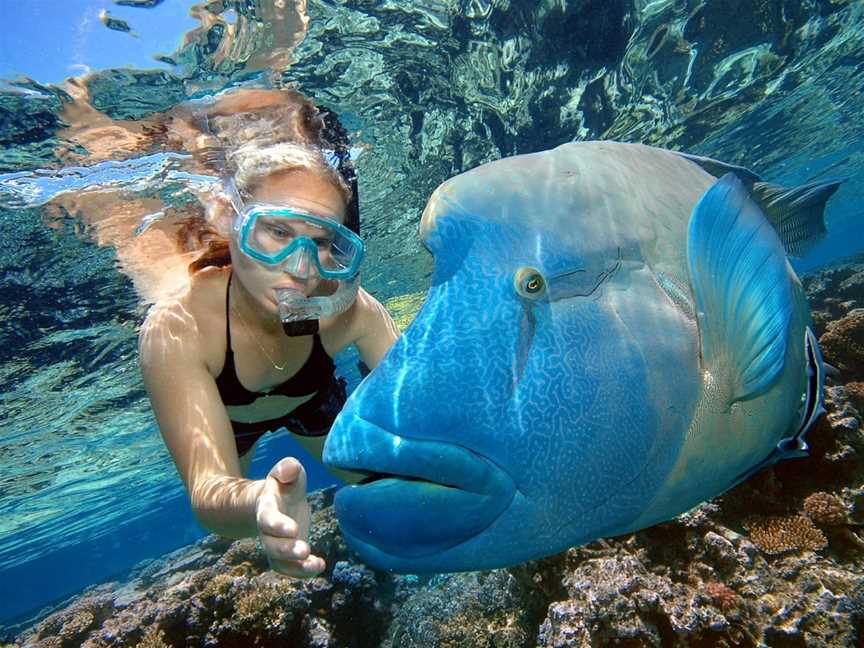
[230,285,288,372]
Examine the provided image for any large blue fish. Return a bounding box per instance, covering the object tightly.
[324,142,841,573]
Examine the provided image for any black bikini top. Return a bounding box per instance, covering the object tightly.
[215,273,338,407]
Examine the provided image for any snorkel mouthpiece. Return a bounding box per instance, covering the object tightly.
[276,276,360,337]
[282,319,320,337]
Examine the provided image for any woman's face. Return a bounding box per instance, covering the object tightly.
[230,168,347,315]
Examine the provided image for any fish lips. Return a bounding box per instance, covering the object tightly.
[324,417,516,562]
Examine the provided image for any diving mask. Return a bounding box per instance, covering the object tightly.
[236,205,364,280]
[230,188,365,335]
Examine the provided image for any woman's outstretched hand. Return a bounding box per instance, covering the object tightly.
[256,457,326,578]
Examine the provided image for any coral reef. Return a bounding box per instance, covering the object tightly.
[742,514,827,555]
[6,260,864,647]
[821,309,864,379]
[803,492,848,527]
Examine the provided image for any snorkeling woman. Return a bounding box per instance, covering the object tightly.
[138,89,399,578]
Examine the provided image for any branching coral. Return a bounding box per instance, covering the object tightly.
[232,579,306,631]
[803,492,848,527]
[134,627,171,648]
[743,515,828,555]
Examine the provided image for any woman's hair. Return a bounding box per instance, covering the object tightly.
[179,89,353,274]
[229,141,350,202]
[177,216,232,274]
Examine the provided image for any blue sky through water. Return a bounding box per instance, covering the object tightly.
[0,0,197,84]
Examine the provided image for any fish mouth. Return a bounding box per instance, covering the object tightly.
[323,416,516,561]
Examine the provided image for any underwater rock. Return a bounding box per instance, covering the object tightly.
[820,309,864,380]
[385,571,536,648]
[537,551,730,647]
[8,490,410,648]
[845,381,864,412]
[803,257,864,337]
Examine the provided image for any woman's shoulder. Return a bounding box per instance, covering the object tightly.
[139,267,230,363]
[186,266,232,313]
[320,287,394,346]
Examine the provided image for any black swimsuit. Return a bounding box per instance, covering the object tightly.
[215,273,348,456]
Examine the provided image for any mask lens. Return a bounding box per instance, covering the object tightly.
[321,232,359,271]
[249,216,300,256]
[241,208,363,278]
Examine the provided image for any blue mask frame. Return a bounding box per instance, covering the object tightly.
[237,206,365,280]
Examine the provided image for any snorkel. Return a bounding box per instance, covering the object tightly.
[277,276,360,336]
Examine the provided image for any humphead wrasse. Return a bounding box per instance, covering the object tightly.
[324,141,841,573]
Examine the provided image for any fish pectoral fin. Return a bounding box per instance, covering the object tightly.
[687,173,794,404]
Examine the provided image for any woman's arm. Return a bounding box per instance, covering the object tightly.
[349,287,400,369]
[140,298,325,577]
[138,300,264,538]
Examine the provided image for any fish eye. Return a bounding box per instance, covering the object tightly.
[514,267,547,300]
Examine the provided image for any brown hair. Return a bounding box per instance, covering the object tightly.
[176,88,350,274]
[176,216,231,273]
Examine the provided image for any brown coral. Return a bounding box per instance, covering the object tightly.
[803,492,847,527]
[135,627,171,648]
[845,382,864,411]
[703,581,740,613]
[234,582,290,621]
[219,538,264,568]
[743,515,828,555]
[819,309,864,379]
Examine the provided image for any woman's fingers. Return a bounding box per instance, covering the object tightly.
[262,532,326,577]
[256,457,321,578]
[257,457,309,537]
[268,457,308,509]
[256,493,300,537]
[268,555,327,579]
[260,533,310,561]
[269,456,302,485]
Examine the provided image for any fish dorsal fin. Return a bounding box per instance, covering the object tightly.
[676,151,842,257]
[687,174,794,403]
[751,179,841,257]
[676,152,763,184]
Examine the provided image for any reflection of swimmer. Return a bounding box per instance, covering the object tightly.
[138,89,399,578]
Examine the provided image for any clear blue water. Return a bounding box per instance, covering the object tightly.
[1,0,863,634]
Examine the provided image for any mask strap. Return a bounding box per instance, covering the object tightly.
[221,176,246,230]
